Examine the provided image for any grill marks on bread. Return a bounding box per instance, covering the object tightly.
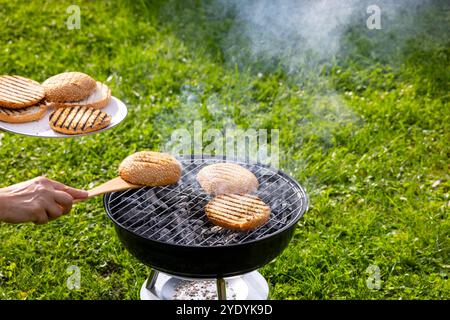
[49,106,110,134]
[0,75,45,108]
[205,194,270,231]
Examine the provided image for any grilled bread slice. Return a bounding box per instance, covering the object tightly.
[49,106,111,135]
[49,82,111,109]
[0,75,45,109]
[196,163,259,195]
[205,194,270,231]
[43,72,96,102]
[119,151,182,186]
[0,103,47,123]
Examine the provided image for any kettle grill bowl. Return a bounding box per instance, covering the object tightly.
[111,217,297,278]
[104,155,308,278]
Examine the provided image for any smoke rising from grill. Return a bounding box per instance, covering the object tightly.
[217,0,433,73]
[158,0,443,178]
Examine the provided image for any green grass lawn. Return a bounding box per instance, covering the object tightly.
[0,0,448,299]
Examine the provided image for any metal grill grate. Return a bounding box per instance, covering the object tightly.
[105,155,308,247]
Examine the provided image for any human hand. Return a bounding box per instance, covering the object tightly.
[0,176,88,224]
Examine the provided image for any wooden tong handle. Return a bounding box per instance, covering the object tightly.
[74,177,141,203]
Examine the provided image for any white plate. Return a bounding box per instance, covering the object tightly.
[0,96,128,138]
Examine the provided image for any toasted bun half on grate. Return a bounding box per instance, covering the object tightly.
[0,75,45,109]
[205,194,271,231]
[196,163,259,195]
[119,151,182,186]
[42,72,96,102]
[49,106,111,135]
[0,103,47,123]
[49,82,111,109]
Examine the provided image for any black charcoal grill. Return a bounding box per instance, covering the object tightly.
[104,155,308,299]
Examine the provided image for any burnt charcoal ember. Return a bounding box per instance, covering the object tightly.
[108,160,303,246]
[156,215,172,228]
[109,192,127,207]
[158,228,171,241]
[145,189,169,211]
[272,199,283,213]
[157,185,180,204]
[122,193,143,206]
[191,224,202,234]
[117,207,141,226]
[176,207,189,218]
[193,219,204,226]
[125,191,157,210]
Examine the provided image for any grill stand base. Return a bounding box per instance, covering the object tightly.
[140,270,269,300]
[216,278,226,300]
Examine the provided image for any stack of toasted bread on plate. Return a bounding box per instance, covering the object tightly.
[0,76,47,123]
[0,72,112,134]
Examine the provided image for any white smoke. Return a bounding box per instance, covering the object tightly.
[159,0,441,173]
[222,0,356,72]
[217,0,433,72]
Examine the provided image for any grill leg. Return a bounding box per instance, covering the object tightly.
[216,278,227,300]
[145,269,159,292]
